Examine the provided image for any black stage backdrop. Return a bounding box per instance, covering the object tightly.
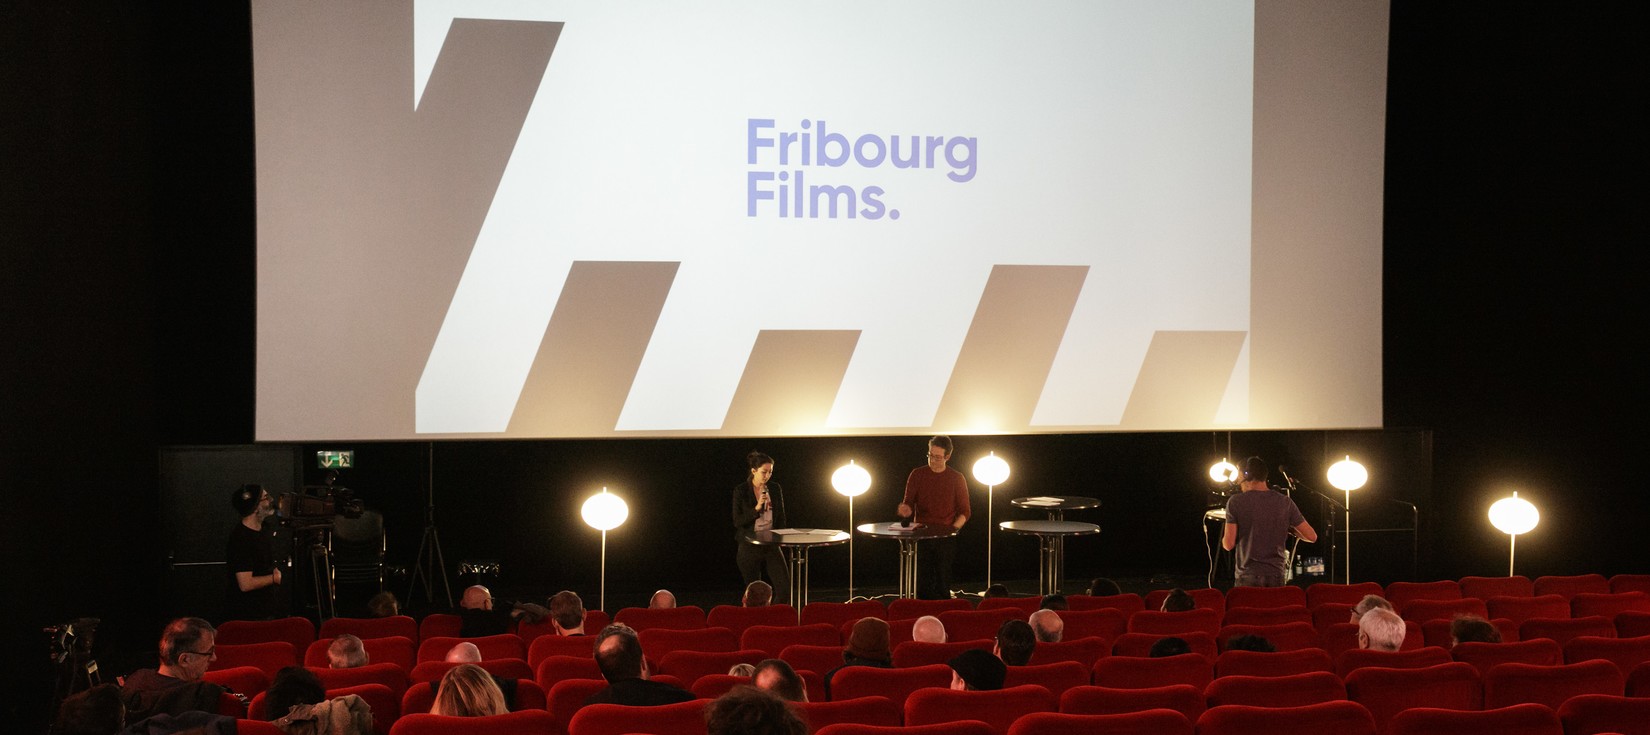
[2,2,1642,729]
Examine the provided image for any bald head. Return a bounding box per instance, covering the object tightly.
[327,634,368,669]
[649,589,677,609]
[912,616,947,643]
[1028,609,1064,643]
[1357,607,1406,652]
[445,642,483,663]
[461,585,493,611]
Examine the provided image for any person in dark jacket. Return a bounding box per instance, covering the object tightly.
[732,451,789,602]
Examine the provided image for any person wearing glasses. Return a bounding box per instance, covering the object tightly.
[120,617,227,722]
[226,484,283,620]
[897,435,971,599]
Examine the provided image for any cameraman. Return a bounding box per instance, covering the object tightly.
[225,484,283,620]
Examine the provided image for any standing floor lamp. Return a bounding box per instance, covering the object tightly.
[972,452,1010,589]
[581,487,628,614]
[832,461,871,601]
[1489,491,1539,576]
[1327,456,1368,583]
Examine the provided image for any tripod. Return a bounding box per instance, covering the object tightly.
[408,442,453,607]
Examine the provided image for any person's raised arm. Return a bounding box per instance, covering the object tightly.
[1292,520,1318,543]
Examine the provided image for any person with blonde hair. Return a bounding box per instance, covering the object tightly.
[431,664,508,717]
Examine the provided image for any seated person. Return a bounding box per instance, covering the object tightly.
[368,591,400,618]
[983,584,1010,598]
[1450,615,1502,646]
[264,666,325,720]
[584,624,694,706]
[549,590,587,636]
[1349,594,1393,623]
[752,659,807,702]
[431,664,508,717]
[995,619,1035,666]
[948,649,1006,691]
[1225,634,1275,653]
[120,617,226,722]
[436,642,518,704]
[1039,594,1067,611]
[1028,609,1063,643]
[707,686,807,735]
[1357,607,1406,651]
[649,589,678,609]
[1087,578,1123,597]
[1160,589,1196,612]
[459,585,548,638]
[742,581,774,607]
[823,618,892,699]
[911,615,947,643]
[1148,637,1192,658]
[267,666,373,734]
[54,684,125,735]
[327,634,369,669]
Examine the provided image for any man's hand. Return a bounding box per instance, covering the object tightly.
[271,568,282,586]
[897,503,913,518]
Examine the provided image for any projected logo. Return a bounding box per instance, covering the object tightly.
[745,119,978,221]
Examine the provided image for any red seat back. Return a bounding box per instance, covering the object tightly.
[800,601,888,628]
[1483,660,1624,710]
[567,698,706,735]
[1533,574,1609,600]
[305,635,417,671]
[1487,595,1570,626]
[830,664,951,710]
[1111,632,1216,660]
[795,696,903,731]
[742,623,839,657]
[1570,592,1650,619]
[534,654,603,693]
[937,609,1020,642]
[1459,576,1533,600]
[1194,700,1376,735]
[1053,609,1126,642]
[1092,653,1211,690]
[528,634,597,668]
[1143,588,1224,612]
[1002,662,1089,699]
[547,679,608,735]
[1450,639,1562,677]
[612,606,708,631]
[893,640,994,668]
[1614,610,1650,638]
[311,662,410,696]
[1399,598,1488,623]
[212,641,300,678]
[417,614,463,641]
[1224,586,1306,611]
[410,659,533,684]
[1344,662,1482,732]
[1519,616,1615,648]
[1386,703,1561,735]
[327,683,398,735]
[1313,604,1357,632]
[1008,709,1192,735]
[1026,637,1109,668]
[1127,609,1221,636]
[1563,634,1650,677]
[888,598,973,620]
[687,673,745,699]
[1221,606,1311,628]
[840,618,917,648]
[707,604,797,634]
[218,617,317,652]
[1306,583,1384,610]
[201,666,269,698]
[977,597,1041,614]
[388,709,556,735]
[1059,684,1204,721]
[322,616,419,642]
[416,634,525,663]
[1216,622,1319,652]
[1204,671,1345,709]
[904,684,1057,735]
[1419,617,1519,648]
[638,626,739,658]
[1214,648,1333,679]
[1609,574,1650,596]
[1333,646,1451,678]
[1557,693,1650,735]
[779,644,848,677]
[656,649,767,685]
[816,722,995,735]
[1385,581,1462,609]
[1067,593,1146,616]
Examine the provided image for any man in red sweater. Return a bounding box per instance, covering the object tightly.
[898,435,971,599]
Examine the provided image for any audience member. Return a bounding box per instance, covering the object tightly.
[995,619,1035,666]
[728,663,757,677]
[368,591,400,618]
[650,589,678,609]
[983,584,1010,598]
[1039,594,1067,611]
[585,624,694,706]
[1087,578,1122,597]
[948,649,1006,691]
[327,634,369,669]
[458,585,548,638]
[264,666,325,720]
[1027,609,1063,643]
[1450,615,1502,646]
[549,590,587,636]
[1357,607,1406,651]
[120,617,227,722]
[431,664,508,717]
[912,615,947,643]
[445,642,483,663]
[707,686,807,735]
[53,684,125,735]
[752,659,807,702]
[1225,634,1275,653]
[823,617,892,699]
[1160,588,1196,612]
[1148,637,1191,658]
[1349,594,1393,623]
[743,580,774,607]
[265,665,374,734]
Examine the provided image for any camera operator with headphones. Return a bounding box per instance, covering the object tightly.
[225,484,283,620]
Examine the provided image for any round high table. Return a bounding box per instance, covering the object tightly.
[1009,495,1101,521]
[744,529,850,621]
[998,519,1101,596]
[855,521,960,599]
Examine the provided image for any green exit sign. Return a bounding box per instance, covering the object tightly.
[317,450,354,469]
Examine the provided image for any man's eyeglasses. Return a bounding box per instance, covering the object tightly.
[182,647,216,659]
[927,453,947,460]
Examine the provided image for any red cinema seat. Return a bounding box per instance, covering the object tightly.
[322,616,420,643]
[1557,693,1650,735]
[1027,637,1109,668]
[612,605,708,632]
[797,669,826,704]
[1570,592,1650,619]
[638,627,739,658]
[977,597,1041,615]
[1221,606,1311,628]
[1385,581,1462,609]
[1314,604,1358,632]
[1533,575,1609,601]
[416,634,525,663]
[417,615,462,641]
[840,619,917,648]
[1144,588,1224,612]
[888,598,973,620]
[402,678,543,717]
[1459,576,1534,600]
[656,649,766,685]
[1216,622,1319,652]
[1615,611,1650,638]
[1128,609,1221,636]
[201,666,269,698]
[237,720,284,735]
[216,690,246,718]
[689,674,745,699]
[707,604,798,634]
[1093,653,1212,690]
[1483,660,1624,710]
[1112,632,1217,660]
[1054,609,1127,642]
[1520,617,1616,648]
[1609,574,1650,596]
[212,641,300,679]
[1386,703,1561,735]
[1010,709,1192,735]
[1307,583,1385,610]
[893,640,994,669]
[795,696,903,731]
[327,683,398,735]
[1322,622,1424,660]
[800,601,887,628]
[1060,684,1205,721]
[312,662,411,696]
[816,722,995,735]
[1214,648,1333,679]
[389,709,557,735]
[1451,639,1563,677]
[1489,595,1572,626]
[905,684,1057,735]
[1067,593,1146,616]
[218,617,317,653]
[1334,647,1451,678]
[742,623,839,657]
[937,609,1019,642]
[1400,598,1489,624]
[1224,586,1306,611]
[547,679,608,735]
[528,635,597,668]
[1002,662,1089,699]
[779,644,848,678]
[567,698,706,735]
[534,655,603,693]
[517,610,609,644]
[410,659,533,685]
[1344,662,1482,733]
[305,635,417,671]
[1563,634,1650,677]
[1194,700,1376,735]
[830,664,952,710]
[1204,671,1346,709]
[1419,618,1519,648]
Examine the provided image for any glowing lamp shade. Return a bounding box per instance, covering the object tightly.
[1327,456,1369,491]
[1209,459,1238,483]
[832,461,871,497]
[581,488,629,531]
[973,452,1010,486]
[1489,492,1540,535]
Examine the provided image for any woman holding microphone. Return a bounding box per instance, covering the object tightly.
[732,451,789,601]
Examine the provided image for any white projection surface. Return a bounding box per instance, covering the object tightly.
[253,0,1389,440]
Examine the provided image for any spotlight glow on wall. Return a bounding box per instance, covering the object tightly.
[1489,491,1540,576]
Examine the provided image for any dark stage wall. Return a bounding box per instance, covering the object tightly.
[2,2,1642,730]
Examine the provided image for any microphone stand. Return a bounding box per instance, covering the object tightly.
[1311,490,1346,584]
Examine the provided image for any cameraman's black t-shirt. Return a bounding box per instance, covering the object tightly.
[225,522,277,620]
